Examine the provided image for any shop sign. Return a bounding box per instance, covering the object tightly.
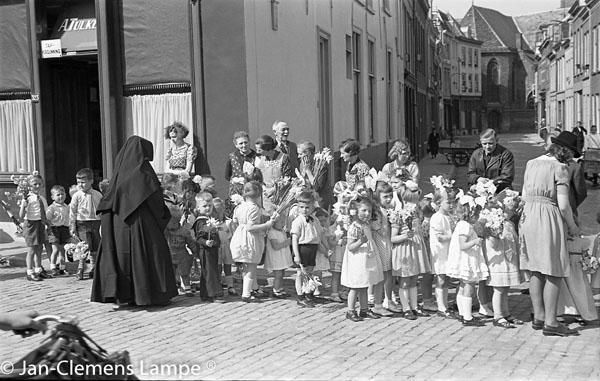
[57,18,96,32]
[41,39,62,58]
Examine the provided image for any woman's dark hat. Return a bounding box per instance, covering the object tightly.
[551,131,581,158]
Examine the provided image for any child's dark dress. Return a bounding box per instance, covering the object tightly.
[193,216,221,298]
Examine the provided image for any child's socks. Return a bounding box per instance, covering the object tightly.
[409,287,418,310]
[435,287,447,311]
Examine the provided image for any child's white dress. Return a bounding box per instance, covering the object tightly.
[429,212,453,275]
[484,220,522,287]
[372,207,393,272]
[328,225,345,272]
[230,201,264,264]
[446,221,489,282]
[341,221,383,288]
[264,228,293,271]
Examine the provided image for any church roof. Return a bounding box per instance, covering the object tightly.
[460,6,532,53]
[513,8,570,51]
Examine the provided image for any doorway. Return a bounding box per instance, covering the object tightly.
[488,110,502,131]
[318,30,332,148]
[39,56,102,190]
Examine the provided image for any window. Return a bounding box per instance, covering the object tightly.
[383,0,391,15]
[468,47,472,66]
[487,59,500,101]
[461,46,466,66]
[468,74,472,92]
[474,74,479,93]
[386,49,393,139]
[345,35,352,79]
[461,73,466,92]
[367,39,376,143]
[271,0,279,31]
[353,31,362,141]
[474,49,479,67]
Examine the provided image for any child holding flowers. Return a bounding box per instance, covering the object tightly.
[390,180,431,319]
[291,192,326,308]
[371,182,400,315]
[192,192,222,302]
[485,191,523,328]
[19,172,49,282]
[341,197,384,322]
[429,186,456,318]
[446,197,489,326]
[230,181,278,303]
[265,215,293,298]
[329,181,354,302]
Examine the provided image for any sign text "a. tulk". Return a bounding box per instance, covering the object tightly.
[58,18,97,32]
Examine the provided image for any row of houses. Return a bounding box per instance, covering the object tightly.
[535,0,600,135]
[0,0,547,197]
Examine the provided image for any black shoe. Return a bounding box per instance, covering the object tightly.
[493,318,516,329]
[345,310,363,322]
[542,324,579,337]
[461,317,485,326]
[359,309,381,319]
[38,269,53,279]
[297,298,315,308]
[436,310,456,319]
[27,273,43,281]
[76,269,84,280]
[251,289,268,299]
[88,271,94,279]
[51,268,61,277]
[413,308,430,317]
[403,310,417,320]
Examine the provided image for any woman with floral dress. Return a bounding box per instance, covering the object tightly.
[164,122,197,176]
[254,135,293,210]
[339,139,370,189]
[225,131,262,199]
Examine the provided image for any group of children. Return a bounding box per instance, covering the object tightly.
[19,168,105,282]
[16,153,598,330]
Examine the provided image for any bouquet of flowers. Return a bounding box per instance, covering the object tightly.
[273,177,304,214]
[396,204,417,230]
[299,272,322,294]
[430,175,455,191]
[206,217,221,241]
[230,193,244,206]
[307,147,333,189]
[64,240,90,262]
[496,189,524,218]
[475,207,504,238]
[581,251,599,274]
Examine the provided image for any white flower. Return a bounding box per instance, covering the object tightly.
[230,194,244,205]
[459,194,475,208]
[430,175,443,190]
[242,161,255,176]
[475,196,487,208]
[179,172,190,181]
[192,175,202,184]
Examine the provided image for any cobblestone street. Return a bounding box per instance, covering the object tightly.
[1,133,599,380]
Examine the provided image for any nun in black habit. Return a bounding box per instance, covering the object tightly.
[91,136,178,306]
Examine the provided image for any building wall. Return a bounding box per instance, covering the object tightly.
[244,0,404,170]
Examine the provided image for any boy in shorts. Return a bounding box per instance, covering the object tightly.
[46,185,70,276]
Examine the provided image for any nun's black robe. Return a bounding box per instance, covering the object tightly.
[91,136,177,306]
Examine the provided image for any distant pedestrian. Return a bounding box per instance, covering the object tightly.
[427,130,440,159]
[572,121,587,154]
[91,136,177,306]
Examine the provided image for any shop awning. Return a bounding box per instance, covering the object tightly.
[44,0,97,57]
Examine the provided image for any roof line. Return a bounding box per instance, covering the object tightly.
[474,6,507,48]
[511,15,530,50]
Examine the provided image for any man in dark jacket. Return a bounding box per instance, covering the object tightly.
[467,128,515,193]
[272,120,299,172]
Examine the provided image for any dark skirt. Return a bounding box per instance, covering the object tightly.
[91,199,177,306]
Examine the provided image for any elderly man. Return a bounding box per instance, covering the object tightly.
[272,120,299,171]
[467,128,514,193]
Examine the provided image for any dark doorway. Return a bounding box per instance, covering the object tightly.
[488,110,501,131]
[39,57,102,191]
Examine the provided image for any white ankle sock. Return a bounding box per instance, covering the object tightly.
[463,296,473,320]
[435,288,446,312]
[409,286,418,310]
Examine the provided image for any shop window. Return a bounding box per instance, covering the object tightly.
[0,100,36,173]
